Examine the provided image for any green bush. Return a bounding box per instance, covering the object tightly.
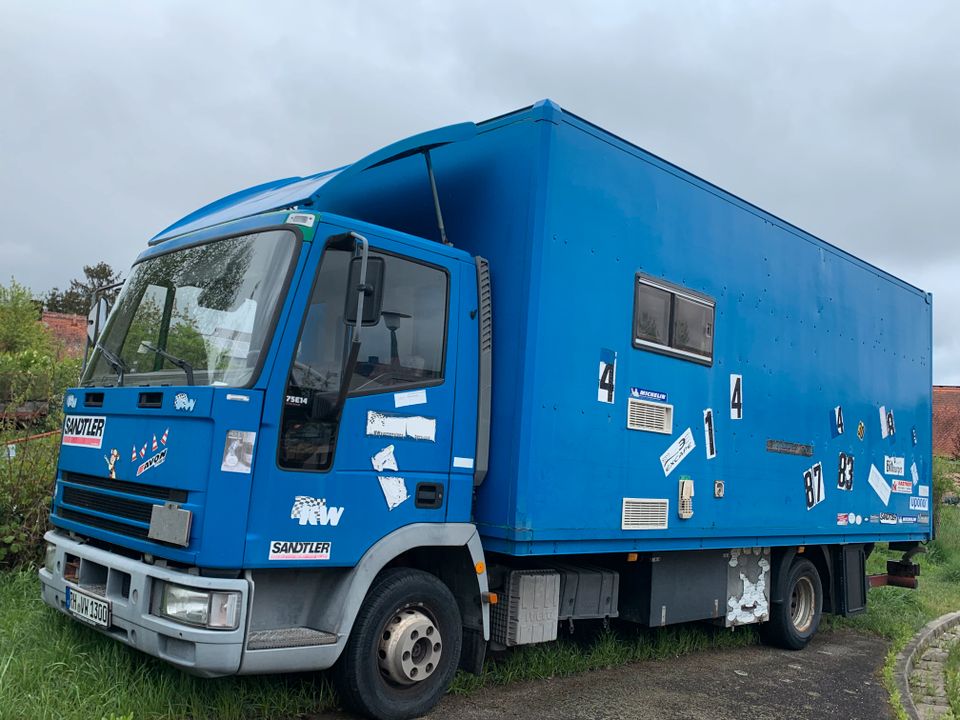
[0,435,60,568]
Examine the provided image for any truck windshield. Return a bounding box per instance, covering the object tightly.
[83,229,299,387]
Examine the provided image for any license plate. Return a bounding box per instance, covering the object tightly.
[66,586,111,628]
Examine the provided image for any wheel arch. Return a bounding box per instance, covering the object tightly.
[770,545,834,611]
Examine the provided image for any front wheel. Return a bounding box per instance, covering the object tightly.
[760,556,823,650]
[332,568,462,720]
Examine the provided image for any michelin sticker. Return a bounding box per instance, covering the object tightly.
[269,540,330,561]
[660,428,695,477]
[378,476,410,510]
[632,387,668,403]
[909,496,929,512]
[62,415,106,449]
[366,412,436,442]
[868,464,891,506]
[884,456,905,476]
[173,392,196,412]
[221,430,256,473]
[290,496,344,526]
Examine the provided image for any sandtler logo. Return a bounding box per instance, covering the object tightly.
[62,415,106,449]
[269,540,331,561]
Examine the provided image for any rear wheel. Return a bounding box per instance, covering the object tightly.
[332,568,462,720]
[760,557,822,650]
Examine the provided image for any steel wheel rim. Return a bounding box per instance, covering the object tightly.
[790,576,815,633]
[377,607,442,686]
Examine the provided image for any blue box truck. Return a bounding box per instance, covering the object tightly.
[40,100,933,719]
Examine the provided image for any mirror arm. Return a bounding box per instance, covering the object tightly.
[326,231,369,423]
[350,232,369,343]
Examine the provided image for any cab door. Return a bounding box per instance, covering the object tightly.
[246,229,460,567]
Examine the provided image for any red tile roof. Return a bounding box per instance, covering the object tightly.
[42,311,87,359]
[934,386,960,457]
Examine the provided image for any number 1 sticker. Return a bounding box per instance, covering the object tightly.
[730,374,743,420]
[597,348,616,404]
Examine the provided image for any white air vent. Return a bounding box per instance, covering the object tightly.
[627,398,673,434]
[621,498,669,530]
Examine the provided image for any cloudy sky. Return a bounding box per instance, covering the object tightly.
[3,1,958,381]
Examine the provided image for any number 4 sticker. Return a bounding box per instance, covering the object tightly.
[597,349,616,404]
[730,374,743,420]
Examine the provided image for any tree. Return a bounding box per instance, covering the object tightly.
[0,279,50,355]
[45,262,122,315]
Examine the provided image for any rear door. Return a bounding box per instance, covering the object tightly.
[246,229,460,567]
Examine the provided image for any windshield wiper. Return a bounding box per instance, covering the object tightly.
[96,344,127,386]
[139,341,195,386]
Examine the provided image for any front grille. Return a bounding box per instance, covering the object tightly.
[58,508,150,540]
[62,486,153,523]
[62,471,187,502]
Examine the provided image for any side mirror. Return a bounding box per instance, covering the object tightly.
[344,256,385,326]
[87,296,111,344]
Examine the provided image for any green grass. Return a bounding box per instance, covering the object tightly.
[3,458,959,719]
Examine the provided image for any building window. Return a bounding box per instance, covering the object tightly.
[633,274,714,365]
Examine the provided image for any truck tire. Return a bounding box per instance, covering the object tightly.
[332,568,462,720]
[760,557,822,650]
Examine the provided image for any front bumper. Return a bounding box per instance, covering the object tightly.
[39,530,248,677]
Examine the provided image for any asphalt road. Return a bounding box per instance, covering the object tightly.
[324,629,892,720]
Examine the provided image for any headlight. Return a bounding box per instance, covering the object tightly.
[152,582,241,630]
[44,542,56,574]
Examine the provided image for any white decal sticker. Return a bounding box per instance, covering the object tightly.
[660,428,696,476]
[371,445,398,472]
[62,415,106,449]
[597,349,616,404]
[269,540,330,561]
[453,456,475,469]
[66,394,77,409]
[703,409,716,460]
[891,479,912,494]
[803,462,825,510]
[884,456,905,476]
[103,449,119,478]
[832,405,844,436]
[837,452,854,491]
[136,448,167,477]
[394,388,427,408]
[378,476,410,510]
[221,430,256,473]
[911,462,919,485]
[868,464,891,506]
[879,406,888,439]
[366,412,437,442]
[730,374,743,420]
[291,496,344,526]
[286,212,316,228]
[919,484,930,498]
[173,392,196,412]
[879,512,897,525]
[909,496,929,511]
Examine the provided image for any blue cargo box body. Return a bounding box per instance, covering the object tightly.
[161,101,931,557]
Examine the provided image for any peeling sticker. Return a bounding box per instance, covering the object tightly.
[884,456,905,476]
[366,412,436,442]
[394,388,427,408]
[726,550,769,626]
[221,430,256,473]
[730,374,743,420]
[919,484,929,498]
[879,512,897,524]
[879,406,889,439]
[837,452,854,491]
[891,479,912,494]
[371,445,398,472]
[378,476,409,510]
[911,462,919,485]
[868,464,891,506]
[832,405,844,437]
[919,513,930,524]
[909,496,929,511]
[660,428,696,476]
[766,439,813,457]
[837,512,849,526]
[291,496,344,526]
[598,349,616,404]
[453,456,474,469]
[803,462,825,510]
[703,408,716,459]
